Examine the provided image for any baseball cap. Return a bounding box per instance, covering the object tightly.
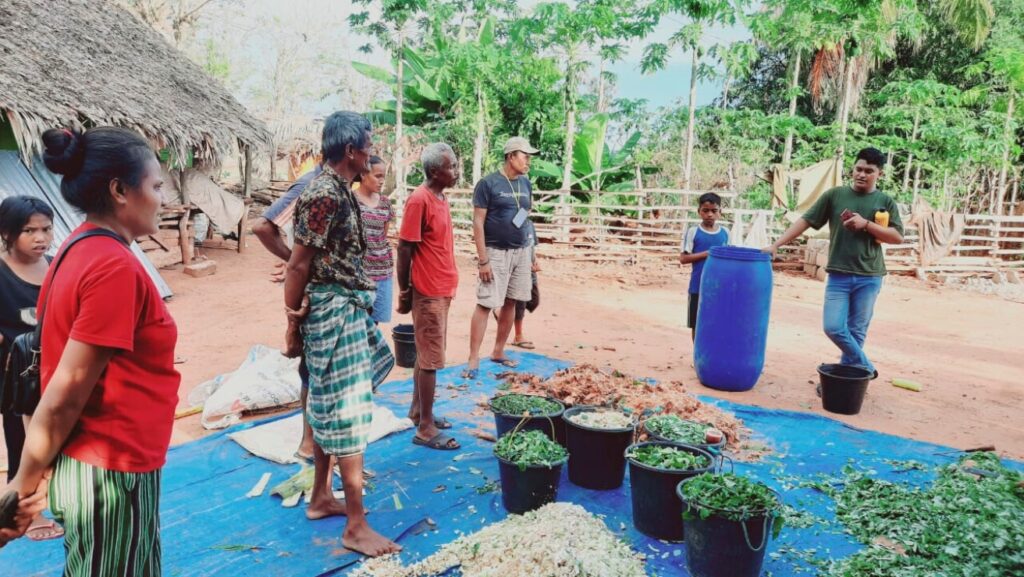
[503,136,540,155]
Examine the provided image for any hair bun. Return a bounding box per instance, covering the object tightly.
[42,128,85,177]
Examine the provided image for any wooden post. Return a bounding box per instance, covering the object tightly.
[238,198,251,253]
[241,145,252,253]
[177,170,193,266]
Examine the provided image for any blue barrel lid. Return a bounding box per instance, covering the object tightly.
[708,245,771,262]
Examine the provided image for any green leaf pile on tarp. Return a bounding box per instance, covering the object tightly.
[826,452,1024,577]
[495,430,567,471]
[627,445,711,470]
[490,394,562,416]
[679,473,783,532]
[645,415,713,444]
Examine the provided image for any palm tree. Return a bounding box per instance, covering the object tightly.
[642,0,748,191]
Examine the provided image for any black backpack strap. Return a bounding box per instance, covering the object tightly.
[33,228,130,341]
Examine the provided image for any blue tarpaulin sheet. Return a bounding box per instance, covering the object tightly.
[7,351,1021,576]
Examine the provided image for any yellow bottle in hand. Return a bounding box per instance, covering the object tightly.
[874,210,889,243]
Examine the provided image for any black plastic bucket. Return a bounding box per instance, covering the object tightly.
[496,454,567,513]
[643,419,727,454]
[625,442,715,541]
[677,478,780,577]
[391,324,416,369]
[489,395,566,445]
[818,363,872,415]
[563,406,635,490]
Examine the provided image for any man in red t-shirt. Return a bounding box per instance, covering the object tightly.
[396,143,460,450]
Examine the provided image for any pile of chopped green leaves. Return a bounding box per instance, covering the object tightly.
[823,452,1024,577]
[495,430,568,471]
[490,394,562,416]
[645,415,713,445]
[627,444,711,470]
[679,473,783,527]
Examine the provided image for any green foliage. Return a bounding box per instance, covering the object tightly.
[495,429,568,471]
[680,473,784,530]
[824,453,1024,577]
[644,415,714,445]
[490,394,562,416]
[627,445,711,470]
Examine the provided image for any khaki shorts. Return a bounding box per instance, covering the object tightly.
[477,246,532,309]
[412,289,451,370]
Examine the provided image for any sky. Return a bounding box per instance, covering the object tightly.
[190,0,753,116]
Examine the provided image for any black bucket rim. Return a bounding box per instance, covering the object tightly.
[488,393,566,418]
[391,323,415,335]
[817,363,872,381]
[494,451,569,471]
[563,405,636,433]
[624,441,715,474]
[675,475,782,518]
[643,417,727,449]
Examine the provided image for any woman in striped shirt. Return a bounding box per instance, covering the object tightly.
[354,156,395,323]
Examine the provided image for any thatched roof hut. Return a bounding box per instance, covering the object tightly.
[0,0,270,164]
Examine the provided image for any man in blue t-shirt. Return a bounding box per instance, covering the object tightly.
[680,192,730,341]
[463,137,539,379]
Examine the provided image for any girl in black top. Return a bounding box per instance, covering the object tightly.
[0,195,62,540]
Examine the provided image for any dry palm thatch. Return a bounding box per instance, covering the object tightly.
[0,0,270,164]
[269,116,323,159]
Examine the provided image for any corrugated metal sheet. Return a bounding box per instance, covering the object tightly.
[0,151,173,298]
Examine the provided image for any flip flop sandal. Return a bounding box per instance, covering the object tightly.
[461,368,479,380]
[489,357,519,369]
[412,433,460,451]
[293,451,314,465]
[510,341,535,350]
[26,518,64,542]
[412,416,453,430]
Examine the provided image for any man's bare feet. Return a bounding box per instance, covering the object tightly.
[306,496,348,520]
[342,520,402,557]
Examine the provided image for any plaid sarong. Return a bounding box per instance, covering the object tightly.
[301,283,395,457]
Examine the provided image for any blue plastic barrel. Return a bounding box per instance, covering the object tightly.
[694,246,773,391]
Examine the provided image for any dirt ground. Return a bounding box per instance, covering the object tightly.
[2,237,1022,476]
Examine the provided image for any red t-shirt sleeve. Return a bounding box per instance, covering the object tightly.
[69,262,141,351]
[399,195,426,243]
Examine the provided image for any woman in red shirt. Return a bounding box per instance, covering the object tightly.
[1,127,178,575]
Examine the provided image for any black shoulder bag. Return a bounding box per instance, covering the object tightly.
[0,228,127,415]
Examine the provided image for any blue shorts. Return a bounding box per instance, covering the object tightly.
[371,276,393,324]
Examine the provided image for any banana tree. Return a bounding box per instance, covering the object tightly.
[531,114,643,195]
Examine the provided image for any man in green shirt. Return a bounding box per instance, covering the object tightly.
[765,148,904,378]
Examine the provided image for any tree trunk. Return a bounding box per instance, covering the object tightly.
[721,75,731,110]
[781,50,801,168]
[683,45,699,191]
[912,164,921,206]
[472,85,486,184]
[996,90,1016,216]
[901,111,920,195]
[836,57,856,160]
[395,33,406,201]
[597,58,607,114]
[560,47,578,191]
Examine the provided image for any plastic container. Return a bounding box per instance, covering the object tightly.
[694,246,773,392]
[625,442,715,541]
[391,324,416,369]
[677,477,781,577]
[496,453,567,513]
[643,417,727,454]
[489,394,566,445]
[818,363,872,415]
[563,406,635,490]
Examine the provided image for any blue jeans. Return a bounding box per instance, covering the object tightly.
[823,273,883,373]
[371,276,393,324]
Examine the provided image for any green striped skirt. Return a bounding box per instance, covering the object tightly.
[301,283,395,457]
[49,453,161,577]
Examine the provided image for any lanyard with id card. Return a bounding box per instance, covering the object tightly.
[505,175,529,229]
